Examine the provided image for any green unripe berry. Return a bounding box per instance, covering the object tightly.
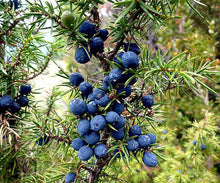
[61,11,75,28]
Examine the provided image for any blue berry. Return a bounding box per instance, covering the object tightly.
[19,83,31,95]
[10,102,21,114]
[95,94,110,107]
[129,125,141,136]
[96,29,109,41]
[114,149,125,159]
[142,95,154,108]
[138,135,151,149]
[79,21,96,38]
[94,143,108,158]
[87,101,98,114]
[142,152,158,167]
[71,138,86,151]
[147,133,156,144]
[78,145,94,161]
[0,95,14,108]
[192,140,197,145]
[64,172,76,183]
[90,115,106,131]
[69,98,87,116]
[87,92,94,101]
[105,111,120,124]
[36,135,49,146]
[201,144,206,150]
[103,76,111,91]
[77,119,90,136]
[113,116,126,129]
[79,82,93,95]
[117,85,132,98]
[69,72,84,86]
[121,51,139,69]
[124,43,141,55]
[126,139,139,152]
[91,88,105,101]
[75,47,91,64]
[89,37,104,55]
[111,128,124,140]
[84,131,100,145]
[9,0,19,10]
[178,170,182,173]
[123,72,137,85]
[109,68,123,85]
[162,130,167,134]
[114,51,124,66]
[112,101,124,115]
[17,96,29,107]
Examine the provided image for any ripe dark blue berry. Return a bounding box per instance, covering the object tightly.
[111,128,124,140]
[89,37,104,55]
[69,72,84,86]
[64,172,76,183]
[91,88,105,101]
[0,95,14,108]
[142,152,158,167]
[129,125,141,136]
[201,144,206,150]
[192,140,197,145]
[10,102,21,114]
[117,85,132,98]
[36,135,49,146]
[87,101,98,114]
[90,115,106,131]
[75,47,91,64]
[112,101,124,115]
[114,51,124,66]
[121,51,139,69]
[147,133,156,144]
[114,149,125,159]
[84,131,100,145]
[79,82,93,95]
[71,138,86,151]
[138,135,151,149]
[96,29,109,41]
[109,68,123,85]
[94,143,108,158]
[142,95,154,108]
[95,94,110,107]
[69,98,87,116]
[103,76,111,91]
[105,111,120,124]
[79,21,96,38]
[78,145,94,161]
[113,116,126,129]
[19,83,31,95]
[77,119,90,136]
[9,0,19,10]
[126,139,139,152]
[124,43,141,55]
[17,96,29,107]
[178,170,182,173]
[123,72,137,85]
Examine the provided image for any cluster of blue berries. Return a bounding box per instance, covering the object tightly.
[74,21,108,64]
[192,140,207,150]
[64,20,158,182]
[0,83,31,114]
